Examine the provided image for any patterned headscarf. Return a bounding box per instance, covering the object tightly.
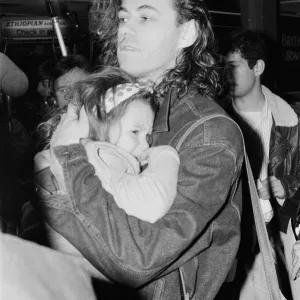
[104,82,154,113]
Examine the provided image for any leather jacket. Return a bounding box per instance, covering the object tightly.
[227,85,300,233]
[270,106,300,232]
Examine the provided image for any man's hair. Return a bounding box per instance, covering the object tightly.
[90,0,221,99]
[51,54,91,79]
[44,54,91,108]
[227,30,267,69]
[37,58,57,81]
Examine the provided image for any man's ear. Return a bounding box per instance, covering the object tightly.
[254,59,265,77]
[179,19,197,49]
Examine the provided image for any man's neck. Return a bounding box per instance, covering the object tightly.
[137,71,163,85]
[233,85,265,112]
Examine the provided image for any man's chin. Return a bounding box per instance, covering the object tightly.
[119,64,144,79]
[118,60,161,83]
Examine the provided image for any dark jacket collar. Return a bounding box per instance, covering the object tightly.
[152,86,174,134]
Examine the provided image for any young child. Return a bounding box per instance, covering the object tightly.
[35,66,180,224]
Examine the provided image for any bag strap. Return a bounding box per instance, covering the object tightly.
[176,113,281,300]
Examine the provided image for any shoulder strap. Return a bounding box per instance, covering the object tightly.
[176,113,281,300]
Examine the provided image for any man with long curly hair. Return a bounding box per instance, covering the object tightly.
[41,0,244,299]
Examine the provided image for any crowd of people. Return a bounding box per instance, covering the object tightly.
[1,0,300,299]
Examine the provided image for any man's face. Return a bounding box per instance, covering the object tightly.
[55,69,88,108]
[37,79,51,98]
[117,0,185,83]
[226,51,256,98]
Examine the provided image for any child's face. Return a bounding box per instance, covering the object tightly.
[108,100,154,161]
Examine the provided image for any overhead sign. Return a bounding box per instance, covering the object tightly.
[0,18,77,39]
[279,16,300,93]
[281,33,300,62]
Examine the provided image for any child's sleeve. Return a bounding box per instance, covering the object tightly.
[100,146,180,223]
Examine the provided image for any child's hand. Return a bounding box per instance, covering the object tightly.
[292,240,300,280]
[139,146,170,165]
[138,147,157,164]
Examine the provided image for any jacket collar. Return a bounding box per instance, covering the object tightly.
[262,85,298,127]
[153,86,176,134]
[153,84,199,134]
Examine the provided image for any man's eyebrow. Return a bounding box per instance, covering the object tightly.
[138,5,160,13]
[132,123,144,129]
[119,5,160,14]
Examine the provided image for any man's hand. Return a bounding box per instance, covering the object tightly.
[50,103,89,148]
[83,140,112,181]
[257,176,285,200]
[48,104,89,194]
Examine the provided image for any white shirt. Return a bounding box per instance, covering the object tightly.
[233,93,274,222]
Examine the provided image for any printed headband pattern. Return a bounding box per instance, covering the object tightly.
[104,82,154,113]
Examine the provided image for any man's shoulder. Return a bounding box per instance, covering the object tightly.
[183,90,238,129]
[179,92,244,153]
[182,89,226,116]
[200,112,243,149]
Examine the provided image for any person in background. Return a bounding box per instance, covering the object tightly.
[292,240,300,278]
[225,30,300,300]
[35,58,57,117]
[33,54,91,151]
[36,58,56,101]
[283,209,300,299]
[34,54,91,119]
[19,54,91,242]
[0,232,98,300]
[49,54,91,109]
[291,218,300,281]
[0,53,32,234]
[37,0,244,299]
